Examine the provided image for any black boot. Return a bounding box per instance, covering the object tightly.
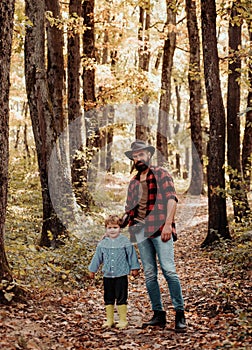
[142,310,166,329]
[175,310,187,333]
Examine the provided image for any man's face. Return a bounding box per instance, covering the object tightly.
[132,150,151,172]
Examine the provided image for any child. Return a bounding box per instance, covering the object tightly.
[89,214,140,329]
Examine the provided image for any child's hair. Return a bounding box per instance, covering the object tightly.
[105,214,122,227]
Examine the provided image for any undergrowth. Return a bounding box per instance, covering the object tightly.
[5,151,252,303]
[5,153,105,296]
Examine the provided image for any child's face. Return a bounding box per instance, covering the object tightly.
[106,223,120,239]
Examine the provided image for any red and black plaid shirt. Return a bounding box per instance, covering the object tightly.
[125,166,178,241]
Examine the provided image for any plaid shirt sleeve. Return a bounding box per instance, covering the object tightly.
[146,167,178,239]
[158,168,178,203]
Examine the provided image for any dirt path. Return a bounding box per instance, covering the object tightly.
[0,199,251,349]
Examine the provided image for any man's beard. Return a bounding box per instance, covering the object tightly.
[135,160,149,172]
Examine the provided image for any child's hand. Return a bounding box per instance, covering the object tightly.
[131,269,139,277]
[89,272,95,279]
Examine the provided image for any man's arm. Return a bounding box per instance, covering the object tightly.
[161,198,177,242]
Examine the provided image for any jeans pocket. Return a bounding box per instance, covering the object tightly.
[129,221,144,235]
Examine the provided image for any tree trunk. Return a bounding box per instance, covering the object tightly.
[242,24,252,192]
[136,4,151,141]
[201,0,230,246]
[157,1,176,165]
[68,0,82,130]
[106,105,115,172]
[82,0,98,210]
[0,0,15,292]
[99,105,108,170]
[25,0,66,247]
[227,2,250,221]
[174,80,181,135]
[45,0,65,132]
[186,0,204,195]
[68,0,85,207]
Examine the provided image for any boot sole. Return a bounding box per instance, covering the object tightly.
[175,327,187,333]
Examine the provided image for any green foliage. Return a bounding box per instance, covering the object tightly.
[204,227,252,279]
[5,153,103,292]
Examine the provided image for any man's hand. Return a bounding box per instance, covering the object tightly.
[89,272,95,279]
[131,269,139,277]
[161,223,172,242]
[120,212,129,228]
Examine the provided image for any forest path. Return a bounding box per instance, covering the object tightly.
[0,199,251,350]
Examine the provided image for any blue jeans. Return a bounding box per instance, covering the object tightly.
[136,228,184,311]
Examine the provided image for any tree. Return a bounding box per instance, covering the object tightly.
[25,0,66,247]
[156,0,176,165]
[67,0,84,206]
[68,0,82,136]
[186,0,203,195]
[0,0,15,298]
[136,1,151,141]
[45,0,65,132]
[82,0,98,209]
[242,19,252,192]
[227,1,250,221]
[201,0,230,246]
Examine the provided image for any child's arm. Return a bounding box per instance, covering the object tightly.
[88,246,103,276]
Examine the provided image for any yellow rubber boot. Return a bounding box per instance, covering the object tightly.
[116,304,128,329]
[102,305,114,328]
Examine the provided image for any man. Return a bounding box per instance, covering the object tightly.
[122,140,186,332]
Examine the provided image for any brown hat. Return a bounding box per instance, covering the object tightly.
[125,140,155,160]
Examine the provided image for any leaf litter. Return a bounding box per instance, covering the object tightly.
[1,199,251,349]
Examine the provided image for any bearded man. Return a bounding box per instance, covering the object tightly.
[122,140,187,332]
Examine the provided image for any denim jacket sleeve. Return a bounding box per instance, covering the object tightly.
[88,246,103,273]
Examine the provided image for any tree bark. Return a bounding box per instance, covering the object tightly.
[227,2,250,221]
[186,0,204,195]
[0,0,15,289]
[68,0,85,206]
[45,0,65,132]
[242,23,252,192]
[82,0,98,209]
[136,5,151,141]
[25,0,66,247]
[106,105,115,172]
[157,1,176,165]
[201,0,230,246]
[68,0,82,139]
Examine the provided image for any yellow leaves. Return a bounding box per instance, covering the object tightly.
[46,10,89,36]
[28,244,39,252]
[47,230,53,241]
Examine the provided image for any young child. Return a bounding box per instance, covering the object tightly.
[89,214,140,329]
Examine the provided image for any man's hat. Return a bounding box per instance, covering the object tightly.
[125,140,155,160]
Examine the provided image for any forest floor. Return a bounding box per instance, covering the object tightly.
[0,196,251,350]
